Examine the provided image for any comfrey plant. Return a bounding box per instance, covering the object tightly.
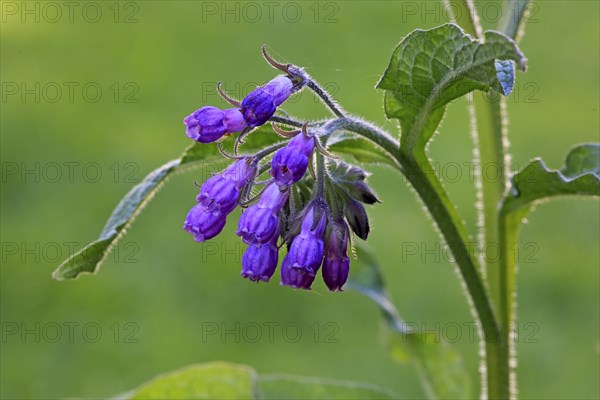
[55,2,598,398]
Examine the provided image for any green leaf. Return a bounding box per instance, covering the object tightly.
[377,23,526,150]
[347,244,472,399]
[126,362,256,399]
[257,374,397,399]
[501,143,600,215]
[52,128,281,280]
[114,362,397,400]
[326,132,398,168]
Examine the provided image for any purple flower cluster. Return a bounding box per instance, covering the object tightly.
[184,76,294,143]
[236,188,285,282]
[183,126,354,290]
[181,57,372,292]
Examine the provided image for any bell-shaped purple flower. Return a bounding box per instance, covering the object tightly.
[222,159,257,190]
[196,174,240,214]
[271,132,315,187]
[184,106,247,143]
[263,76,293,107]
[237,183,289,245]
[237,206,280,245]
[281,208,327,290]
[184,204,227,242]
[241,76,293,128]
[241,240,279,282]
[196,159,255,214]
[322,221,350,291]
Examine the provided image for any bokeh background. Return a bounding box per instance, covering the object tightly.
[1,1,598,398]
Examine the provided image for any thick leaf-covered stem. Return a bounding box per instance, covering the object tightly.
[331,117,508,396]
[337,115,511,398]
[446,2,529,397]
[398,148,509,400]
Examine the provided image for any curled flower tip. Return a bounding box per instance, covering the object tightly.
[233,126,253,156]
[313,134,339,160]
[271,122,299,138]
[261,45,290,73]
[217,143,245,160]
[217,82,241,107]
[322,221,350,292]
[241,241,279,282]
[184,204,227,242]
[184,106,248,143]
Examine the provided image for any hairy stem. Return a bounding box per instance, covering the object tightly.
[399,148,506,399]
[306,80,346,118]
[320,117,400,163]
[499,0,531,42]
[330,116,504,398]
[314,152,326,199]
[495,2,531,398]
[269,115,305,128]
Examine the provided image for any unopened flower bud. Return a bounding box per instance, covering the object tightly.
[237,183,289,245]
[322,221,350,291]
[280,207,327,290]
[344,197,370,240]
[241,76,293,127]
[184,106,247,143]
[241,240,279,282]
[183,204,227,242]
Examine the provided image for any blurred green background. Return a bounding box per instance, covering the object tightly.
[1,1,598,398]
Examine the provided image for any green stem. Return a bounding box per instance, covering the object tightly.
[443,0,482,37]
[471,93,506,314]
[314,152,326,199]
[334,116,505,397]
[495,3,530,398]
[306,80,346,118]
[398,148,507,399]
[437,2,513,397]
[499,0,531,42]
[320,117,400,163]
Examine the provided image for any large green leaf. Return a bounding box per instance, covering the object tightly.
[52,128,281,280]
[114,362,397,400]
[377,23,526,150]
[125,363,256,399]
[257,374,397,399]
[502,143,600,215]
[347,244,471,399]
